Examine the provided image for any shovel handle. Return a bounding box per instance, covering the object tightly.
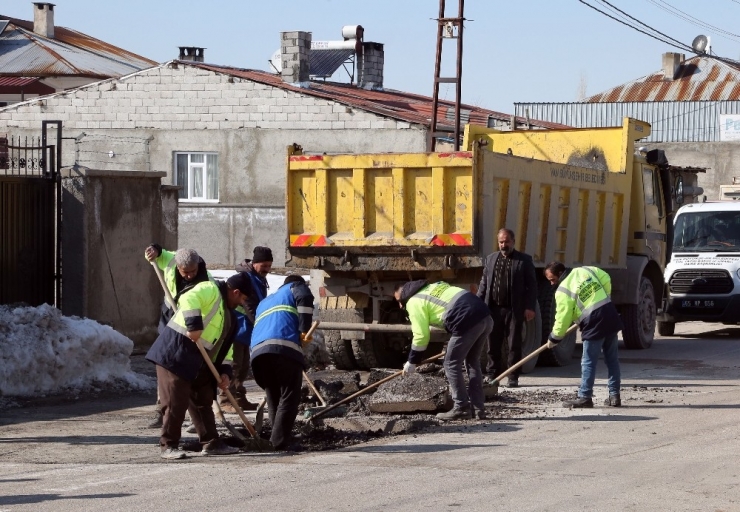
[303,371,327,407]
[491,323,579,385]
[309,351,446,422]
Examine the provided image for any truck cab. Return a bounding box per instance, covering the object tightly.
[659,201,740,335]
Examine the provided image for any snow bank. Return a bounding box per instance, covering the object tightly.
[0,304,154,397]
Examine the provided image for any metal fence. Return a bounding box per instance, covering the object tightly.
[514,101,740,142]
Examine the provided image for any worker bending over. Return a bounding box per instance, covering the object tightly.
[146,272,253,459]
[250,275,314,450]
[395,280,493,421]
[544,262,623,409]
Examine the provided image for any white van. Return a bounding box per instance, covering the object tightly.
[659,201,740,335]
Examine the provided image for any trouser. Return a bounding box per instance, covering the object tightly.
[156,365,218,449]
[444,316,493,412]
[578,331,621,399]
[225,342,250,398]
[487,305,524,379]
[251,354,303,450]
[154,303,174,413]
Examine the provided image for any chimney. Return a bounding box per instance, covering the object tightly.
[33,2,55,38]
[662,52,684,80]
[359,42,384,90]
[178,47,205,62]
[280,31,311,86]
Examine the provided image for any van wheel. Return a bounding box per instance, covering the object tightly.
[622,276,656,349]
[657,321,675,336]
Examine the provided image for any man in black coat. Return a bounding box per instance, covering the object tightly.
[476,228,537,388]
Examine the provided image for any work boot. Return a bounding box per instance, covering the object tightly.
[604,395,622,407]
[160,447,187,460]
[436,407,473,421]
[202,438,240,456]
[506,377,519,388]
[236,396,259,411]
[562,397,594,409]
[148,410,163,429]
[472,408,488,420]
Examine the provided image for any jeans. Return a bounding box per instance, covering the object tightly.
[444,316,494,412]
[578,332,621,398]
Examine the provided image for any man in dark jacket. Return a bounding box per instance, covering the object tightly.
[395,280,493,421]
[224,246,274,411]
[476,228,537,389]
[144,245,212,428]
[250,275,314,450]
[146,273,252,460]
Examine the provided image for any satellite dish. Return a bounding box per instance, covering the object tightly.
[692,35,709,54]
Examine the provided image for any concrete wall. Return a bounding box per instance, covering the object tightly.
[0,62,427,267]
[61,168,177,346]
[648,142,740,202]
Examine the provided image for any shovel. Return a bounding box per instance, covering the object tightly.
[150,261,272,451]
[307,350,447,422]
[489,323,579,386]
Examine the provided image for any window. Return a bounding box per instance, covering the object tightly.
[175,152,218,201]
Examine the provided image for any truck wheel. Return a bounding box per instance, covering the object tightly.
[324,334,357,370]
[657,321,675,336]
[537,281,577,367]
[351,336,399,370]
[622,276,656,349]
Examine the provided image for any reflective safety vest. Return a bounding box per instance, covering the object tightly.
[406,282,467,353]
[551,266,613,340]
[250,283,303,361]
[166,280,225,352]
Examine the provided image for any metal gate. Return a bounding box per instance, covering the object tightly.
[0,121,62,307]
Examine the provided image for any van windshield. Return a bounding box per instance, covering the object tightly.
[673,211,740,251]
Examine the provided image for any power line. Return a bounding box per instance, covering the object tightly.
[577,0,693,52]
[646,0,740,42]
[595,0,693,51]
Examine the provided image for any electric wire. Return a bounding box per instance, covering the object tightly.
[646,0,740,42]
[595,0,693,51]
[577,0,693,53]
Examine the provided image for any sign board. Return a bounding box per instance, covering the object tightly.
[719,114,740,141]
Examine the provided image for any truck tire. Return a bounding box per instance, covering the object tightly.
[657,321,675,337]
[319,306,361,370]
[622,276,656,349]
[324,333,357,370]
[537,282,577,367]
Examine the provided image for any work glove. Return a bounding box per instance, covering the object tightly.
[300,332,313,348]
[545,337,559,349]
[402,361,416,376]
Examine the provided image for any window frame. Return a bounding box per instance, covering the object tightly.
[174,151,220,203]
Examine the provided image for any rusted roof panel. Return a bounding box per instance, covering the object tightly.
[188,62,566,130]
[0,17,155,79]
[585,55,740,102]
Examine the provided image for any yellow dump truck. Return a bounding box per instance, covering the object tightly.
[285,118,703,370]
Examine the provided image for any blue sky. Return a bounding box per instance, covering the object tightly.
[5,0,740,114]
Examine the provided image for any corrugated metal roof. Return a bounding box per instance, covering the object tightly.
[187,62,565,130]
[0,16,156,78]
[514,100,740,142]
[0,76,40,87]
[585,55,740,103]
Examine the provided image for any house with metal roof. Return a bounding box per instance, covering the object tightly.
[0,2,155,106]
[0,28,557,267]
[515,51,740,200]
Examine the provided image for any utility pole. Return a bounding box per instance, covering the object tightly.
[429,0,465,151]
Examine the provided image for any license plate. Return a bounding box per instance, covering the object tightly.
[682,300,715,308]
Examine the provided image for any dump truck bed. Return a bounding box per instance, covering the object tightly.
[286,119,642,271]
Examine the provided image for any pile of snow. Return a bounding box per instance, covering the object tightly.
[0,304,154,397]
